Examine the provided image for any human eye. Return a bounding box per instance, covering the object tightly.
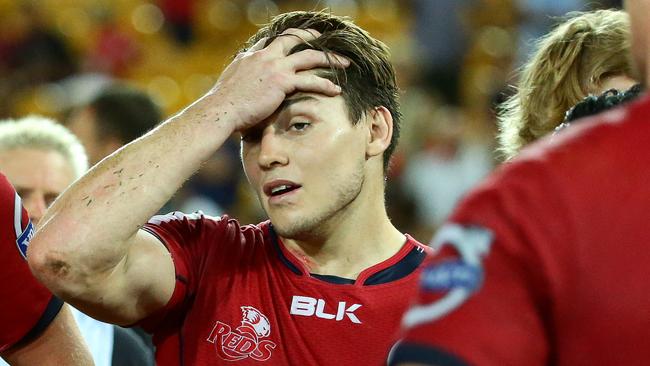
[288,121,311,132]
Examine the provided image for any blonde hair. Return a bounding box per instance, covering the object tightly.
[497,9,633,160]
[0,115,88,178]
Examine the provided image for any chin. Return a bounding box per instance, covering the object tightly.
[270,215,320,240]
[270,219,303,238]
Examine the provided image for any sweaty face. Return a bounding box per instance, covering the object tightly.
[241,93,368,239]
[0,148,75,226]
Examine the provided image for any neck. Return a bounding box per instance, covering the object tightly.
[279,176,405,280]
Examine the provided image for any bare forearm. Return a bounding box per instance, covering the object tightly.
[30,92,235,291]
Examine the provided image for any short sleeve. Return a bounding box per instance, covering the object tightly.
[391,162,571,366]
[137,212,231,332]
[0,173,62,352]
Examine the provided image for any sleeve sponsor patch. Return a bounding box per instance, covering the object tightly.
[402,223,493,329]
[420,260,483,293]
[16,220,34,259]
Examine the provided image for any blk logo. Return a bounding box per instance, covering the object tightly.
[290,296,362,324]
[207,306,277,362]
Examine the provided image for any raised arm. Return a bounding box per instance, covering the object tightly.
[28,29,348,325]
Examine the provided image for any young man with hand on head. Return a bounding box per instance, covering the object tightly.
[390,2,650,365]
[28,11,430,365]
[0,172,92,365]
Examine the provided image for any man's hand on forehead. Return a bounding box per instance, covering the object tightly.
[210,28,349,134]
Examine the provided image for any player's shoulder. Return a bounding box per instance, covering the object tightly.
[146,211,269,246]
[526,94,650,166]
[475,96,650,199]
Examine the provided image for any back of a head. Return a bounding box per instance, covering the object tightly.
[0,116,88,179]
[90,84,162,145]
[497,9,633,160]
[243,11,401,171]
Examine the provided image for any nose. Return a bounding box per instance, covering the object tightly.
[257,127,288,170]
[24,194,47,227]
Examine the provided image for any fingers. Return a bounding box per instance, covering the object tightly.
[286,49,350,71]
[292,71,342,97]
[250,28,350,72]
[266,28,322,54]
[247,36,269,52]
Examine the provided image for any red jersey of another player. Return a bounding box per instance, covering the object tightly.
[390,96,650,366]
[0,173,63,352]
[139,212,431,365]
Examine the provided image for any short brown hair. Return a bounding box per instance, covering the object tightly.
[497,9,633,160]
[243,11,401,172]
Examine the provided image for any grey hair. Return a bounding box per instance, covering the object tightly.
[0,115,88,178]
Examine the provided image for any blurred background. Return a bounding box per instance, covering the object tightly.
[0,0,622,241]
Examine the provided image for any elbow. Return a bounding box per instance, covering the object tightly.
[28,243,69,282]
[27,235,86,301]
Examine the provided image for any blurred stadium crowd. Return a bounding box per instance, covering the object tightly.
[0,0,623,242]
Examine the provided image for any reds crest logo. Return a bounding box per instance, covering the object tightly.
[207,306,277,362]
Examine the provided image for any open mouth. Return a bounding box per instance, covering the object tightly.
[263,181,302,198]
[270,184,299,196]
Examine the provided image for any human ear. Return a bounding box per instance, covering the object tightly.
[366,106,393,158]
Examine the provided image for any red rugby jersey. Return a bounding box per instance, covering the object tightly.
[0,173,62,352]
[391,96,650,366]
[141,212,431,365]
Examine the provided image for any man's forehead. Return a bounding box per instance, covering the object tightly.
[280,93,320,109]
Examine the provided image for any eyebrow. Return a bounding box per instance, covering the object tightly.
[277,95,317,114]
